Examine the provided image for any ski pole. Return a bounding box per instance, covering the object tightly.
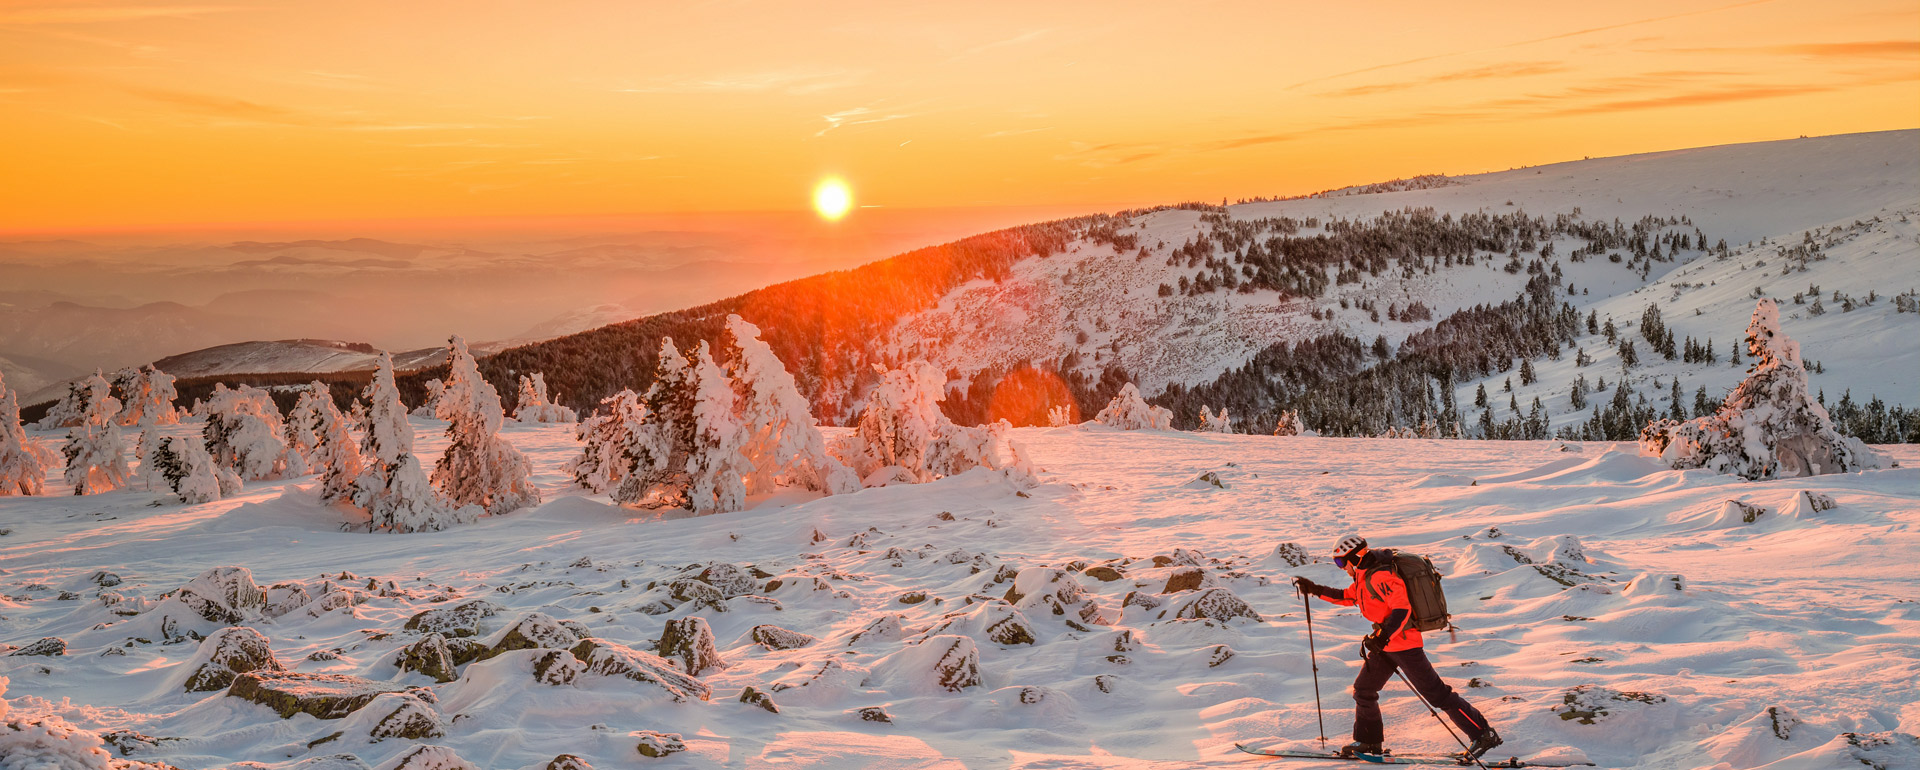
[1392,668,1489,770]
[1301,588,1327,747]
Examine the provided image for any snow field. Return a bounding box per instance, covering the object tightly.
[2,421,1917,769]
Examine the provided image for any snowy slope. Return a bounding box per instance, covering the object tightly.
[1,422,1915,769]
[885,130,1919,415]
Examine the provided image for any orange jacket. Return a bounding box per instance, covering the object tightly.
[1316,565,1423,651]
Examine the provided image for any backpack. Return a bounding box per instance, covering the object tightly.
[1364,548,1452,632]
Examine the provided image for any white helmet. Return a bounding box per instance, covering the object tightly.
[1332,534,1367,558]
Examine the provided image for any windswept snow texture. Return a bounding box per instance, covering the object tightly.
[1,420,1916,769]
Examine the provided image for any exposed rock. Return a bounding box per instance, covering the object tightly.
[546,755,593,770]
[7,637,65,657]
[375,745,478,770]
[1018,686,1045,704]
[226,671,410,719]
[1163,566,1205,593]
[183,626,283,692]
[658,617,726,676]
[1159,587,1261,622]
[305,589,360,618]
[277,755,374,770]
[101,728,179,757]
[395,634,459,683]
[923,601,1036,646]
[1003,567,1102,625]
[1094,674,1118,694]
[846,614,906,646]
[868,635,979,693]
[569,638,712,701]
[1272,542,1313,567]
[1207,644,1236,668]
[482,612,582,659]
[264,583,313,617]
[739,685,780,713]
[633,730,687,758]
[750,624,817,651]
[403,599,502,638]
[91,570,123,587]
[668,579,724,607]
[897,590,929,604]
[1110,629,1138,653]
[1082,565,1126,582]
[174,566,268,624]
[695,563,759,598]
[1121,591,1162,611]
[853,706,893,723]
[340,691,443,740]
[531,649,585,686]
[1551,684,1668,724]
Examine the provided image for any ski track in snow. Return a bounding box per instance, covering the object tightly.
[2,419,1917,769]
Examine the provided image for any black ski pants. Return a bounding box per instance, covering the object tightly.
[1352,647,1491,744]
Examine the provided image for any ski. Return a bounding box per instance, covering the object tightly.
[1232,743,1594,768]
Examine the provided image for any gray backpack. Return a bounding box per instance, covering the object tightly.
[1364,548,1452,632]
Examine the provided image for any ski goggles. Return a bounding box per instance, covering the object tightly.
[1333,554,1356,568]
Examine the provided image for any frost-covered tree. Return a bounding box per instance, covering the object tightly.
[201,384,290,481]
[0,371,52,496]
[281,383,328,477]
[834,361,1036,488]
[1095,383,1173,430]
[1047,404,1073,427]
[1197,406,1231,433]
[1273,409,1307,437]
[411,378,444,419]
[1639,299,1885,480]
[724,315,857,496]
[432,335,539,516]
[152,435,235,504]
[565,388,646,494]
[512,373,578,423]
[684,341,751,514]
[60,373,128,495]
[616,339,698,508]
[292,382,363,504]
[32,380,90,430]
[355,353,473,532]
[117,364,180,427]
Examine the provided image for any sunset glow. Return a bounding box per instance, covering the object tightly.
[0,2,1914,234]
[814,178,853,221]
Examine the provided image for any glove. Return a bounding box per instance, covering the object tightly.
[1363,627,1390,655]
[1292,576,1319,597]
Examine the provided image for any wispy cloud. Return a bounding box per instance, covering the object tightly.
[1328,61,1568,98]
[954,29,1050,59]
[1661,40,1920,59]
[617,68,864,96]
[816,105,915,137]
[124,86,489,132]
[0,4,247,25]
[983,126,1052,138]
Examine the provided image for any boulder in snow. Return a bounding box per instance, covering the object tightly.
[657,617,726,676]
[569,638,712,701]
[6,637,65,657]
[173,566,268,624]
[633,730,686,758]
[530,650,585,686]
[1002,567,1102,626]
[865,635,980,694]
[403,599,502,639]
[375,745,478,770]
[1158,587,1261,623]
[738,685,779,713]
[750,625,816,651]
[338,691,443,741]
[480,612,582,660]
[395,634,460,683]
[182,627,283,692]
[226,671,410,720]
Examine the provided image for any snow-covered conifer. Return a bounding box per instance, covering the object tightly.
[60,373,128,495]
[1273,410,1307,437]
[1639,299,1885,479]
[684,341,750,514]
[1197,406,1231,433]
[1095,383,1173,430]
[842,361,949,483]
[153,435,232,504]
[354,353,472,532]
[32,381,89,430]
[292,383,363,503]
[411,378,445,418]
[201,384,290,480]
[616,339,697,507]
[117,364,180,427]
[512,373,577,423]
[723,315,856,495]
[432,335,539,516]
[1047,404,1073,427]
[0,371,51,496]
[565,389,646,494]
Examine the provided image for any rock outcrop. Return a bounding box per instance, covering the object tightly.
[182,627,283,692]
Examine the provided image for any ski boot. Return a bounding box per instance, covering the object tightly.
[1339,741,1386,758]
[1465,727,1503,761]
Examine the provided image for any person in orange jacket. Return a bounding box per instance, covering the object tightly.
[1293,534,1501,760]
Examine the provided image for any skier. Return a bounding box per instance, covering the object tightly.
[1293,534,1502,760]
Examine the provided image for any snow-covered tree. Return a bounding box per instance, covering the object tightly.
[1047,404,1073,427]
[354,353,473,533]
[201,384,290,481]
[1639,299,1885,479]
[834,361,1037,488]
[281,384,328,477]
[0,371,51,496]
[724,315,857,496]
[60,373,128,495]
[512,373,577,423]
[684,341,751,514]
[615,339,698,508]
[1197,406,1231,433]
[432,335,539,516]
[152,435,235,504]
[1273,410,1307,437]
[32,380,91,430]
[292,383,363,504]
[565,388,646,494]
[411,378,444,419]
[117,364,180,427]
[1095,383,1173,430]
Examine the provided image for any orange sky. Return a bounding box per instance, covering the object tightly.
[1,0,1915,235]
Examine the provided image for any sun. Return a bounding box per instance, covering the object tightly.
[813,177,853,221]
